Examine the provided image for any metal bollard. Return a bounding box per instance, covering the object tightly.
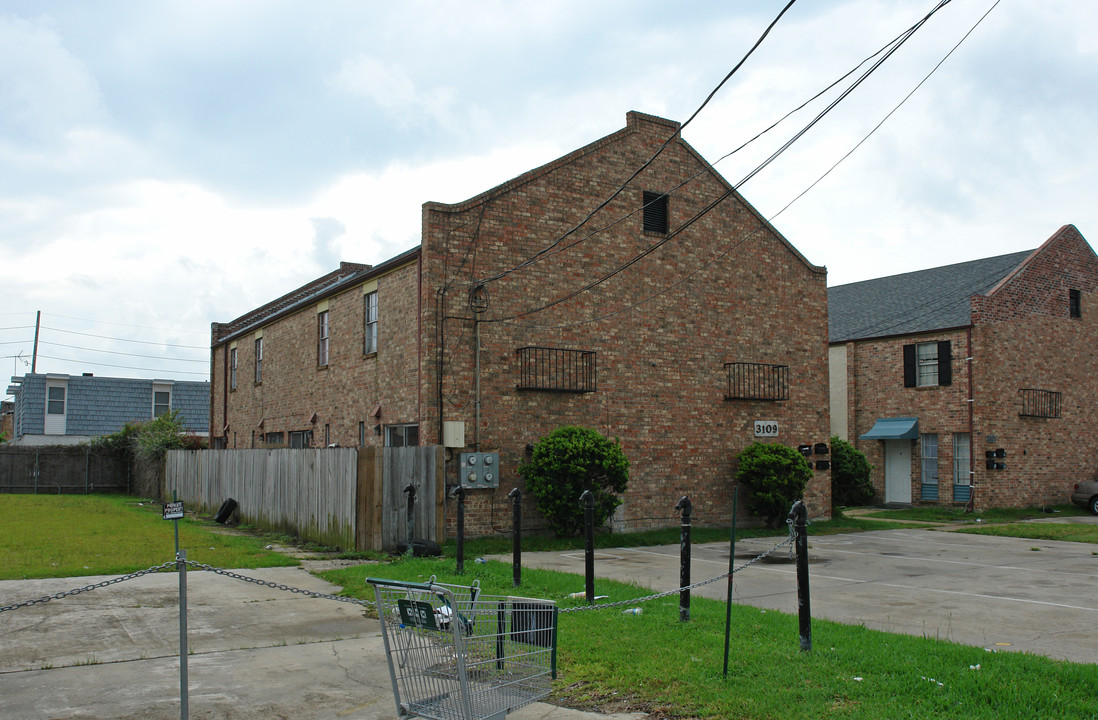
[580,490,595,603]
[508,488,522,587]
[452,485,466,573]
[403,484,416,554]
[788,499,812,652]
[675,496,692,622]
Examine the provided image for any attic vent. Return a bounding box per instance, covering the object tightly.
[642,191,668,234]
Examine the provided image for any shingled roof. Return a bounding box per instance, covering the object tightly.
[828,249,1035,343]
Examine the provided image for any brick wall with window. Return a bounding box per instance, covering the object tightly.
[420,111,831,533]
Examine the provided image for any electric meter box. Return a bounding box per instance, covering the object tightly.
[459,452,500,488]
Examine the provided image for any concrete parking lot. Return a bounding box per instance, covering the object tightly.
[517,521,1098,664]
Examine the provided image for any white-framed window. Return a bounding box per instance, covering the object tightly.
[385,424,419,447]
[152,383,172,418]
[318,310,330,367]
[47,385,66,415]
[229,347,238,390]
[953,433,971,486]
[254,337,263,384]
[921,434,938,485]
[916,342,938,387]
[364,291,378,355]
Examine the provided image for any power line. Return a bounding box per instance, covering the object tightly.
[44,312,209,336]
[476,0,801,286]
[35,354,210,377]
[485,0,956,325]
[40,326,207,350]
[37,340,208,363]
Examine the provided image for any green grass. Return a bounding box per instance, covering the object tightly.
[955,522,1098,544]
[0,494,297,580]
[320,557,1098,720]
[859,504,1086,524]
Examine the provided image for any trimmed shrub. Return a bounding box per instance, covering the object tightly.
[830,436,875,507]
[736,442,812,528]
[518,426,629,537]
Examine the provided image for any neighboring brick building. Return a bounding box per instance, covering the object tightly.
[6,373,209,445]
[211,111,832,534]
[829,224,1098,509]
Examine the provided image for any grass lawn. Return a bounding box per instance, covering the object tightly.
[858,504,1087,525]
[0,494,297,580]
[321,556,1098,720]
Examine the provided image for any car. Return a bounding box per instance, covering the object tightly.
[1070,479,1098,515]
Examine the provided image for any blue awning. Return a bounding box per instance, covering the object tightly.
[860,417,919,440]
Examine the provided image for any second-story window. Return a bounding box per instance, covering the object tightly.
[364,291,378,354]
[254,337,263,384]
[317,310,330,367]
[903,340,952,388]
[229,348,238,390]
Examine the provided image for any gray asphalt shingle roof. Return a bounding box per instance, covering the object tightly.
[828,249,1035,342]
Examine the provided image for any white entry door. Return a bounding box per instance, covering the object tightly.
[884,440,912,504]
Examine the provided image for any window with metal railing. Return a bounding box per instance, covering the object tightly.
[724,362,789,401]
[1019,388,1062,418]
[516,347,596,393]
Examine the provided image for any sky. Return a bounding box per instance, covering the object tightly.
[2,0,1095,394]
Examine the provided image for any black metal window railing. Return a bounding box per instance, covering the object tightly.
[1019,388,1062,418]
[725,362,789,401]
[516,347,596,393]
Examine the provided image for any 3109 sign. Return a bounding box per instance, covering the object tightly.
[753,420,779,437]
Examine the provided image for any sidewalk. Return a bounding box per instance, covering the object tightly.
[0,567,646,720]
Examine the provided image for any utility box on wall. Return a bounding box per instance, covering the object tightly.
[459,452,500,488]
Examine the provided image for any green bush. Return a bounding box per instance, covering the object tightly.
[518,426,629,537]
[830,436,875,507]
[736,442,812,528]
[92,410,188,463]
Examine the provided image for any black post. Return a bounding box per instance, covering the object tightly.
[788,500,811,652]
[675,496,692,622]
[403,484,416,554]
[723,487,738,677]
[508,487,522,587]
[580,490,595,603]
[452,486,466,573]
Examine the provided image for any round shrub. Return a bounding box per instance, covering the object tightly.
[518,426,629,537]
[830,436,875,507]
[736,442,812,528]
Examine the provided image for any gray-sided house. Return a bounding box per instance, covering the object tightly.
[6,373,209,446]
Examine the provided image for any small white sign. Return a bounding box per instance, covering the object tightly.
[754,420,779,438]
[163,501,184,520]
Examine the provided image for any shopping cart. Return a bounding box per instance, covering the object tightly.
[368,577,558,720]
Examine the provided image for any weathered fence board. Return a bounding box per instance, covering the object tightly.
[167,446,444,552]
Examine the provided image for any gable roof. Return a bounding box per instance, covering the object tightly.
[828,249,1035,343]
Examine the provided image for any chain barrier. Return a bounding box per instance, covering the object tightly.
[560,533,794,613]
[184,561,375,609]
[0,561,177,614]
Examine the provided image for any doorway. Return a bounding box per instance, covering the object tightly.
[884,440,912,504]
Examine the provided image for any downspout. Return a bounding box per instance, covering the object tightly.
[474,318,481,452]
[966,327,975,511]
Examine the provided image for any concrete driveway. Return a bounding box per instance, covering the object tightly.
[515,522,1098,665]
[0,566,646,720]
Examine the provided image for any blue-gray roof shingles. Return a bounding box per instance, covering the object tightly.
[172,383,210,433]
[828,250,1035,343]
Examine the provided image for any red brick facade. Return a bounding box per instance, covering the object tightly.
[835,225,1098,510]
[211,111,832,534]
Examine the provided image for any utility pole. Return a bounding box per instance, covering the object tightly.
[31,311,40,373]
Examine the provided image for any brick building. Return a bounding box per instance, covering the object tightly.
[829,224,1098,509]
[211,111,832,534]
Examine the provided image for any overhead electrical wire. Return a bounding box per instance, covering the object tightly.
[45,312,209,336]
[34,354,209,377]
[36,340,208,363]
[485,0,955,326]
[40,326,207,350]
[495,0,991,332]
[475,0,801,286]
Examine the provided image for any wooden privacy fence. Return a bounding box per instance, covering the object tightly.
[167,446,444,552]
[0,446,128,494]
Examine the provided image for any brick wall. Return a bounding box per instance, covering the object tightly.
[421,111,831,532]
[212,258,421,449]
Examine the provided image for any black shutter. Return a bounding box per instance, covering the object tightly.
[937,340,952,386]
[903,344,916,387]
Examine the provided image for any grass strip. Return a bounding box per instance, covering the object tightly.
[0,494,297,580]
[321,557,1098,720]
[954,522,1098,545]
